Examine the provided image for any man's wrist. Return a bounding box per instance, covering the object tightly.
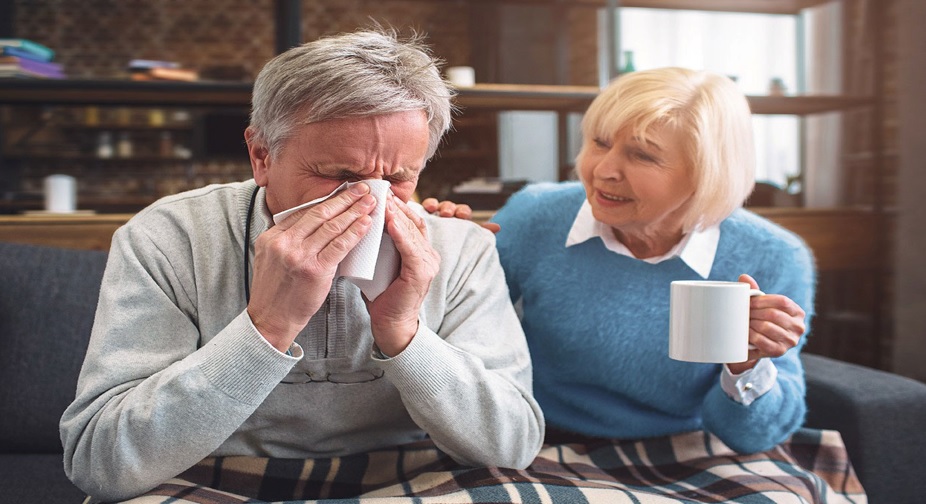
[371,320,419,357]
[246,306,301,353]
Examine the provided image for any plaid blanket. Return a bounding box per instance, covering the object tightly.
[121,428,865,503]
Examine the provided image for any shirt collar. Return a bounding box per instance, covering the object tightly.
[565,200,719,278]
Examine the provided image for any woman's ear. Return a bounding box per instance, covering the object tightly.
[245,127,271,187]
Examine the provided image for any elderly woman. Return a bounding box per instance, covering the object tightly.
[487,67,812,454]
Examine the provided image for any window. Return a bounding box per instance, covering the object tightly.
[615,8,801,189]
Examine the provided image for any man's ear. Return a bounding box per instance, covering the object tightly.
[245,127,271,187]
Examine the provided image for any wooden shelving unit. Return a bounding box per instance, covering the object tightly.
[0,79,252,107]
[0,79,874,116]
[432,0,830,14]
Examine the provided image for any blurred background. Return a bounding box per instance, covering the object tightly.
[0,0,923,381]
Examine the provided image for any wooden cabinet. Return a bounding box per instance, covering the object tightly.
[0,80,254,213]
[0,213,131,251]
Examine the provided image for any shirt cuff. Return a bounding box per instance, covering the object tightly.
[284,342,303,358]
[244,310,303,360]
[371,343,392,361]
[720,358,778,406]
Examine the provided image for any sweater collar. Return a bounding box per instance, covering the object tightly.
[239,180,273,249]
[565,200,719,278]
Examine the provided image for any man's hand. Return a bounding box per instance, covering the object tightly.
[365,194,441,356]
[727,273,806,374]
[247,183,376,352]
[421,197,500,233]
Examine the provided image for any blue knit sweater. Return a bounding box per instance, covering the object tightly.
[492,182,816,453]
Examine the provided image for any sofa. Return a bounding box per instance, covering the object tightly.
[2,240,925,504]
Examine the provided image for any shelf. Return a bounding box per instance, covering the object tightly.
[747,95,874,115]
[433,0,830,15]
[615,0,830,15]
[0,196,158,214]
[60,124,194,131]
[0,80,872,116]
[4,154,193,162]
[0,78,252,107]
[455,84,872,115]
[434,149,495,160]
[454,83,598,112]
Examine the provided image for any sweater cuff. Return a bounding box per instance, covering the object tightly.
[198,311,300,405]
[375,323,463,403]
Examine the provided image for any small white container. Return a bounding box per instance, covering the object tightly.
[43,174,77,213]
[446,66,476,87]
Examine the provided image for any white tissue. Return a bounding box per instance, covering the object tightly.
[272,180,399,300]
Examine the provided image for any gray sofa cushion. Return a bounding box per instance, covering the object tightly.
[803,352,926,504]
[0,242,107,454]
[0,454,87,503]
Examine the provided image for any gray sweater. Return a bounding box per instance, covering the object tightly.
[59,180,544,502]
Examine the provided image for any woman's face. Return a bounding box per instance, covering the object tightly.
[577,123,695,238]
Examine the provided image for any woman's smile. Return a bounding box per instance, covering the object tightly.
[596,189,633,205]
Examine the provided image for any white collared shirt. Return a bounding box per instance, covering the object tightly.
[564,201,775,406]
[565,200,720,278]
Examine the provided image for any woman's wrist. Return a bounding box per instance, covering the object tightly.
[726,359,759,375]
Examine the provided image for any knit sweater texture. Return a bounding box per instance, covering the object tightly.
[491,182,815,454]
[59,180,543,502]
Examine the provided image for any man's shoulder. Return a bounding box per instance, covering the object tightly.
[136,181,250,219]
[119,181,254,245]
[420,207,496,252]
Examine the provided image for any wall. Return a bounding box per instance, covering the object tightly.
[15,0,473,80]
[893,0,926,381]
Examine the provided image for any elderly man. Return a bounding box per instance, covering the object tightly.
[60,29,543,503]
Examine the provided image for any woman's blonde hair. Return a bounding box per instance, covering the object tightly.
[579,67,755,231]
[250,27,454,160]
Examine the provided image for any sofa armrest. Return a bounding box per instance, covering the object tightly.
[801,352,926,504]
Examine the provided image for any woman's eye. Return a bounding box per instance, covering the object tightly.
[593,138,611,149]
[630,149,657,163]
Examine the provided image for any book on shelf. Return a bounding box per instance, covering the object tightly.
[1,45,53,62]
[130,66,198,82]
[0,55,64,79]
[0,68,64,79]
[0,38,55,61]
[128,59,181,70]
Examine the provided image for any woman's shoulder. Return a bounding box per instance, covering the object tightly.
[723,208,803,242]
[721,208,813,264]
[515,180,585,200]
[493,181,585,222]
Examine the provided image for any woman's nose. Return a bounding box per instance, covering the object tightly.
[594,151,625,180]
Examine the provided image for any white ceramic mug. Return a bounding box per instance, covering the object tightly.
[43,174,77,213]
[446,66,475,87]
[668,280,764,363]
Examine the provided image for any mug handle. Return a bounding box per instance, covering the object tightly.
[747,289,765,350]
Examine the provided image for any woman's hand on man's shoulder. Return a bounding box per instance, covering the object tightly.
[420,197,501,233]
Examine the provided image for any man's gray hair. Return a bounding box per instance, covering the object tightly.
[250,28,454,160]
